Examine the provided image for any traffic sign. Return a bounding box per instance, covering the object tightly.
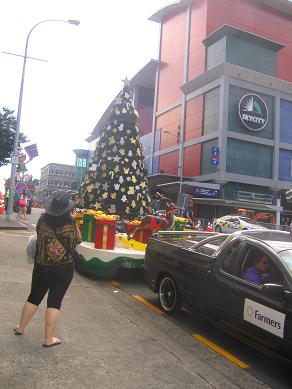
[211,146,220,165]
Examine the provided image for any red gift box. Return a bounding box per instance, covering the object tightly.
[95,219,116,250]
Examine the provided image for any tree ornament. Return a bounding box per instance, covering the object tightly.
[121,187,125,192]
[114,165,120,173]
[110,192,117,200]
[114,183,120,190]
[130,137,136,144]
[132,176,137,184]
[128,187,135,195]
[131,200,136,208]
[113,155,120,163]
[120,137,125,145]
[119,149,125,156]
[124,167,129,174]
[132,160,137,169]
[102,182,109,191]
[95,202,102,209]
[118,123,124,132]
[119,176,124,184]
[121,195,127,202]
[107,204,115,213]
[109,136,115,145]
[128,150,133,157]
[102,192,108,199]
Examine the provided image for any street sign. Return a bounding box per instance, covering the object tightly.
[11,155,18,164]
[211,146,219,165]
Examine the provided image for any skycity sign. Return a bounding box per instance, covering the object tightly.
[239,94,269,131]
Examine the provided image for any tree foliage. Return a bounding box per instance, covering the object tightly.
[0,107,29,167]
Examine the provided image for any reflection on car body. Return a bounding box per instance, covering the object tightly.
[144,230,292,360]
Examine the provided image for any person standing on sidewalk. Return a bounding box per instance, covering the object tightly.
[14,191,81,347]
[17,190,28,219]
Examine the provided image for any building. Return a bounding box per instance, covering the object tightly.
[36,163,76,204]
[87,0,292,224]
[73,149,92,187]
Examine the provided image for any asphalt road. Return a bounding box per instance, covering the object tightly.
[1,207,291,388]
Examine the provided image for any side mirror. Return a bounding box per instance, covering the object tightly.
[262,283,285,298]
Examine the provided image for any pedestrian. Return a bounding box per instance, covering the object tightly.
[14,191,81,347]
[17,190,28,219]
[184,200,194,227]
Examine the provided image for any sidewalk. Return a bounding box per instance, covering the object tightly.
[0,213,28,230]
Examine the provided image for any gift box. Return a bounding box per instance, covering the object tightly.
[82,214,96,242]
[95,219,116,250]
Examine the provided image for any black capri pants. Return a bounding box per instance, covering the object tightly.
[27,262,74,310]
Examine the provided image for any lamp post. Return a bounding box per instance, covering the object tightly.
[6,19,80,221]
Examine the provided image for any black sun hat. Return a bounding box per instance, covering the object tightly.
[44,191,75,217]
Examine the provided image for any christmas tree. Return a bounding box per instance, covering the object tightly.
[81,80,151,219]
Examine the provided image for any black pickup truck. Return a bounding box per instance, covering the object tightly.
[144,230,292,360]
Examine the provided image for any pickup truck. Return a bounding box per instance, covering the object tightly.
[144,230,292,360]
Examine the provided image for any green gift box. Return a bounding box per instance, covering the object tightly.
[82,214,96,242]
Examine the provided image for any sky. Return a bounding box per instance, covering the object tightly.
[0,0,170,192]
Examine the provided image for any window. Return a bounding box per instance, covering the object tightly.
[193,237,228,256]
[220,241,242,274]
[240,245,286,288]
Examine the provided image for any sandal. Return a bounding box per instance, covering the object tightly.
[43,339,61,348]
[14,327,23,335]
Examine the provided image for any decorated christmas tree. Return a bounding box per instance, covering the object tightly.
[81,80,151,219]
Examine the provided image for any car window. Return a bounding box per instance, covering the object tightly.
[240,246,287,288]
[220,241,242,273]
[194,237,227,256]
[279,250,292,278]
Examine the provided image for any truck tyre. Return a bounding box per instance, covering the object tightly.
[158,275,181,314]
[215,225,221,232]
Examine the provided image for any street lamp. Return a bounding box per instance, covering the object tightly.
[6,19,80,221]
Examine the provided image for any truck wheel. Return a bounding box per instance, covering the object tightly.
[215,225,221,232]
[158,275,181,314]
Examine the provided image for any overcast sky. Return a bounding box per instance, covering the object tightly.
[0,0,169,192]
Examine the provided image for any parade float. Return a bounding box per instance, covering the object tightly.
[74,80,193,278]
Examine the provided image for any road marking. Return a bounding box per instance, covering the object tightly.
[132,295,164,315]
[193,334,249,369]
[110,280,120,286]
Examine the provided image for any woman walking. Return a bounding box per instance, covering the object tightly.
[14,191,81,347]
